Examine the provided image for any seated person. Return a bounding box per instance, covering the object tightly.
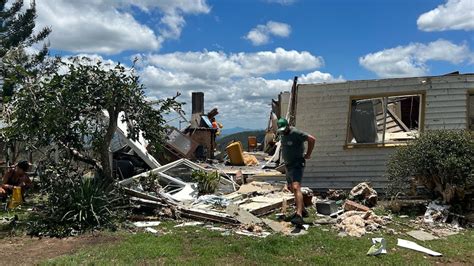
[0,161,32,201]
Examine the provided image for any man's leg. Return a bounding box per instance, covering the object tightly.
[291,182,304,216]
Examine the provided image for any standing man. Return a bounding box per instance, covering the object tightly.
[277,118,316,227]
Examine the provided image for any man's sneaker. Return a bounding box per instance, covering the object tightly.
[283,212,296,222]
[290,214,304,228]
[302,208,309,218]
[284,209,309,221]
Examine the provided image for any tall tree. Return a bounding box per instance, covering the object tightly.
[6,57,180,182]
[0,0,50,102]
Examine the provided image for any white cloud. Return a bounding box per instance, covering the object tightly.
[136,48,341,128]
[245,21,291,46]
[417,0,474,31]
[140,48,323,79]
[299,71,345,83]
[359,39,473,78]
[264,0,297,5]
[35,0,210,54]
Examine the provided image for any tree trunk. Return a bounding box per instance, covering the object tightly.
[100,109,118,183]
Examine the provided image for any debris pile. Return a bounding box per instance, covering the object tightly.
[120,157,307,237]
[311,182,389,237]
[348,182,378,207]
[336,210,390,237]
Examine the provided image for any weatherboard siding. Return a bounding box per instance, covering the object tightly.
[295,74,473,191]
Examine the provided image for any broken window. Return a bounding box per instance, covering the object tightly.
[469,93,474,131]
[347,94,423,145]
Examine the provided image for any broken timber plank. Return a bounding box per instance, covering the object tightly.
[179,207,238,224]
[226,204,262,224]
[262,218,290,234]
[240,194,295,216]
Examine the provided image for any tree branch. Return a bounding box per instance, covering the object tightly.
[58,141,102,170]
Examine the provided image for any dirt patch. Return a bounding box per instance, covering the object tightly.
[0,233,121,265]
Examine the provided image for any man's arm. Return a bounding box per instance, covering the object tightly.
[304,135,316,160]
[1,169,13,189]
[21,175,32,189]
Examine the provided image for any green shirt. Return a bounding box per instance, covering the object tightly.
[281,127,308,168]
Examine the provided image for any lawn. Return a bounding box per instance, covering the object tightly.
[42,221,473,265]
[2,202,473,265]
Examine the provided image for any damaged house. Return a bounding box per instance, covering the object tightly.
[274,73,474,191]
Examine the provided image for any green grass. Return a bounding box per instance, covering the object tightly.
[44,221,474,265]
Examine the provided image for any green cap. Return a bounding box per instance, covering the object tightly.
[277,118,289,133]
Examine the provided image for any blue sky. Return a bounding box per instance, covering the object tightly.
[35,0,474,129]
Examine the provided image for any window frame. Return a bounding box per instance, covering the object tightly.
[344,91,426,149]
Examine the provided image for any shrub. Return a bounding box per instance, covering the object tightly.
[28,160,128,237]
[386,130,474,203]
[191,170,220,195]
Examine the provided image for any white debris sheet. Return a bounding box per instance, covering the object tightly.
[133,221,162,227]
[397,239,442,257]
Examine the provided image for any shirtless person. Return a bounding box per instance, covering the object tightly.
[0,161,32,201]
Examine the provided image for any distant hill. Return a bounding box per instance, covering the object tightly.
[219,127,254,137]
[217,130,266,151]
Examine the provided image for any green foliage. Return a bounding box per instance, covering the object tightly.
[386,130,474,203]
[137,172,161,193]
[191,170,220,195]
[5,57,181,181]
[28,159,128,237]
[0,0,51,102]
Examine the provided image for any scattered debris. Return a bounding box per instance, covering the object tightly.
[262,218,292,234]
[226,204,262,225]
[144,227,159,234]
[326,189,346,201]
[235,230,271,238]
[343,200,370,212]
[349,182,378,207]
[194,195,230,207]
[423,201,450,224]
[238,182,276,194]
[367,238,387,256]
[336,211,390,237]
[174,222,204,228]
[316,200,338,215]
[406,230,439,241]
[330,209,344,218]
[133,221,162,227]
[397,238,442,257]
[313,217,337,225]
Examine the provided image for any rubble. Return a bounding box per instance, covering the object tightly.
[132,221,162,227]
[349,182,378,207]
[366,238,387,256]
[336,211,390,237]
[343,200,370,212]
[326,189,345,201]
[117,154,304,236]
[406,230,438,241]
[316,200,338,215]
[397,239,442,257]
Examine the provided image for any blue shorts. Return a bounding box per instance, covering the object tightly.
[286,166,304,184]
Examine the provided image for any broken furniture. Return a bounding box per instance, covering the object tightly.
[164,128,199,161]
[247,136,257,152]
[226,141,245,166]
